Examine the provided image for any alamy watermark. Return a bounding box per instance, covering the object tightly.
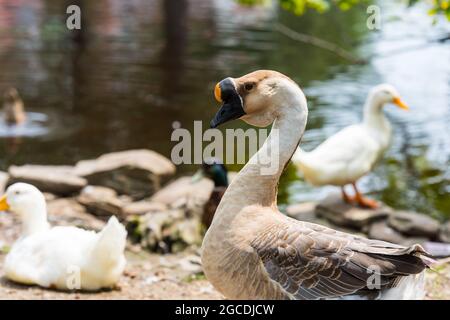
[66,5,81,30]
[66,265,81,290]
[171,121,279,175]
[367,5,381,30]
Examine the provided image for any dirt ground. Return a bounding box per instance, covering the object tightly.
[0,211,224,300]
[1,213,449,300]
[0,248,224,300]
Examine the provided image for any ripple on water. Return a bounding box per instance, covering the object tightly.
[0,112,49,138]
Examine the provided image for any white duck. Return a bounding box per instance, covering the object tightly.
[0,183,127,291]
[292,84,409,208]
[202,70,430,300]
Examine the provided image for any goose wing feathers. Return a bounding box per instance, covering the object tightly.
[251,218,428,300]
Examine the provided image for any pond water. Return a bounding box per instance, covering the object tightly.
[0,0,449,219]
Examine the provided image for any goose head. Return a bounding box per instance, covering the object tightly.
[211,70,306,128]
[369,84,409,110]
[0,183,47,222]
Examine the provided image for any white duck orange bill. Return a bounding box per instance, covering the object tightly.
[0,194,9,211]
[393,97,409,110]
[214,82,222,103]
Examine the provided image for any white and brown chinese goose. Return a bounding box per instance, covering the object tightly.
[201,70,431,300]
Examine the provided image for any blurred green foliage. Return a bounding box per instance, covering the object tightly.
[237,0,450,20]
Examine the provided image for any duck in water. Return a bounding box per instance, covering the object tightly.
[3,88,26,126]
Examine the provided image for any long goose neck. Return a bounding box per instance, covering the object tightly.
[211,86,308,226]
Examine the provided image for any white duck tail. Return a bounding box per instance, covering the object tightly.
[292,147,326,186]
[80,216,127,289]
[291,146,306,164]
[90,216,127,270]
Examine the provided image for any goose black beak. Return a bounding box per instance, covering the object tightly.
[210,78,245,128]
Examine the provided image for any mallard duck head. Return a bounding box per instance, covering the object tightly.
[202,158,228,187]
[192,157,229,187]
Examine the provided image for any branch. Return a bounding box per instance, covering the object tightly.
[274,22,367,64]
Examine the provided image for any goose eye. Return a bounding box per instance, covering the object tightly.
[14,191,20,195]
[244,83,255,91]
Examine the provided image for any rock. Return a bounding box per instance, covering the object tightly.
[8,165,87,196]
[43,192,57,202]
[423,241,450,258]
[388,211,440,238]
[77,185,132,219]
[0,171,8,193]
[316,193,390,229]
[142,210,184,253]
[123,201,168,216]
[166,219,202,252]
[177,255,203,275]
[368,221,408,244]
[127,207,202,253]
[47,198,105,231]
[367,221,428,246]
[74,149,176,200]
[439,221,450,243]
[285,202,317,223]
[151,176,214,217]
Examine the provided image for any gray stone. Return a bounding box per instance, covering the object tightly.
[128,206,203,253]
[7,165,87,196]
[47,198,105,231]
[439,221,450,243]
[43,192,57,202]
[285,202,317,223]
[77,185,131,219]
[0,171,8,193]
[123,201,168,216]
[177,255,203,275]
[316,193,390,229]
[368,221,407,244]
[167,219,202,251]
[388,211,440,238]
[423,241,450,257]
[151,176,214,217]
[74,149,176,200]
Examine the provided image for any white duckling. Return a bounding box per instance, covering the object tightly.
[0,183,127,291]
[3,88,26,125]
[292,84,409,208]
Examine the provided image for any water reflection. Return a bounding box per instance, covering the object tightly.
[0,112,48,138]
[0,0,448,218]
